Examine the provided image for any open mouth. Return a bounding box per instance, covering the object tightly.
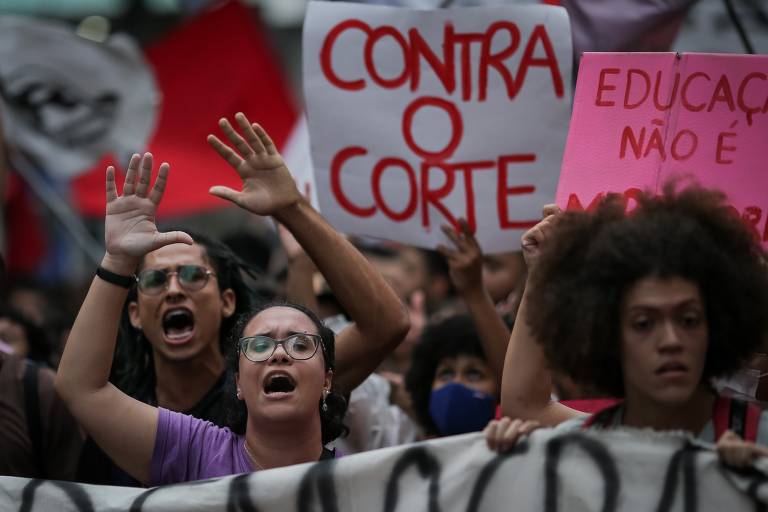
[263,373,297,395]
[162,308,195,345]
[655,362,688,376]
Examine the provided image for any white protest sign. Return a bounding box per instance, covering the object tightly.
[2,429,767,511]
[303,2,572,253]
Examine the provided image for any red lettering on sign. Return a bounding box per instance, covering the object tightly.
[497,154,538,229]
[320,19,370,90]
[330,146,376,217]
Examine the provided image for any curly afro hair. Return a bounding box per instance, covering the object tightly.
[405,314,489,435]
[222,300,349,445]
[527,184,768,397]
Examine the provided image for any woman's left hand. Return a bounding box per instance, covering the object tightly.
[207,112,301,217]
[717,430,768,468]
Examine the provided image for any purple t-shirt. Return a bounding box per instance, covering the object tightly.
[150,408,252,486]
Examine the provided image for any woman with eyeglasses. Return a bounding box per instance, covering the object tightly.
[55,113,409,484]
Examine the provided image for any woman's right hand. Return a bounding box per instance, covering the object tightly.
[484,417,541,453]
[520,204,562,273]
[103,153,192,274]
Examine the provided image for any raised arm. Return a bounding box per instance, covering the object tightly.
[207,113,410,393]
[437,218,509,387]
[277,223,321,314]
[55,154,192,484]
[500,205,581,426]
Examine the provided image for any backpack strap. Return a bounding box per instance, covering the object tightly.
[22,361,46,478]
[712,395,761,442]
[583,401,624,429]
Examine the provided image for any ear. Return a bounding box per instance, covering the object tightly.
[324,370,334,393]
[235,371,243,401]
[128,301,142,330]
[221,288,236,318]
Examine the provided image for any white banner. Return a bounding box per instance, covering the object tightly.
[3,429,767,511]
[303,2,572,253]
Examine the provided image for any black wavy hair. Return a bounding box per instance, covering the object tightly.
[527,184,768,397]
[222,300,348,445]
[111,231,257,399]
[405,314,488,435]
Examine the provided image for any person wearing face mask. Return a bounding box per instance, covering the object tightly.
[486,185,768,468]
[405,314,499,437]
[55,114,409,484]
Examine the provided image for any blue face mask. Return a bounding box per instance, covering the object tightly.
[428,382,496,436]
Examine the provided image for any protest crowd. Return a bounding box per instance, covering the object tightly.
[1,0,768,510]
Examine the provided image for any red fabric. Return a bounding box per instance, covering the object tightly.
[5,172,46,274]
[745,401,761,442]
[72,0,298,218]
[561,398,620,415]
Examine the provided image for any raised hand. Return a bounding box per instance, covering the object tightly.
[104,153,192,272]
[520,204,561,273]
[437,218,482,296]
[207,113,301,217]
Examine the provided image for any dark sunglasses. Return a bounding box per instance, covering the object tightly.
[239,333,323,363]
[136,265,216,295]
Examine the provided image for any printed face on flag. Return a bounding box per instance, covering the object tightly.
[0,16,158,179]
[303,2,572,253]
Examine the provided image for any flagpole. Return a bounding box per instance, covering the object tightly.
[10,151,104,266]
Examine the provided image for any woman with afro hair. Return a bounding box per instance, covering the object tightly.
[485,184,768,467]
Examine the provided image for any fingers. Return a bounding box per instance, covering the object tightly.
[484,418,506,452]
[234,113,266,154]
[717,430,768,468]
[521,224,546,250]
[441,223,463,249]
[150,230,194,252]
[207,134,245,169]
[209,185,242,206]
[252,122,277,155]
[122,154,141,196]
[218,117,253,159]
[148,163,170,205]
[134,153,153,198]
[485,417,540,453]
[542,204,561,218]
[106,166,118,203]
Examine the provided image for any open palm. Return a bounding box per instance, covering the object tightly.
[207,113,301,216]
[104,153,192,263]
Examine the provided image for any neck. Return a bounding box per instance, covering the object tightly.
[243,413,324,470]
[153,343,225,412]
[622,386,716,434]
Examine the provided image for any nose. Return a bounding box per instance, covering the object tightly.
[658,320,683,353]
[267,343,291,364]
[165,272,185,297]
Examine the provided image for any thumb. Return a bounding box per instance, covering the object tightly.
[209,186,242,205]
[151,230,194,251]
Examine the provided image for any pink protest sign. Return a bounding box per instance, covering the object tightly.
[558,52,768,240]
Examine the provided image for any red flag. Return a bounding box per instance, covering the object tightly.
[72,0,298,218]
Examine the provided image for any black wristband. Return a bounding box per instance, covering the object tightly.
[96,266,135,289]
